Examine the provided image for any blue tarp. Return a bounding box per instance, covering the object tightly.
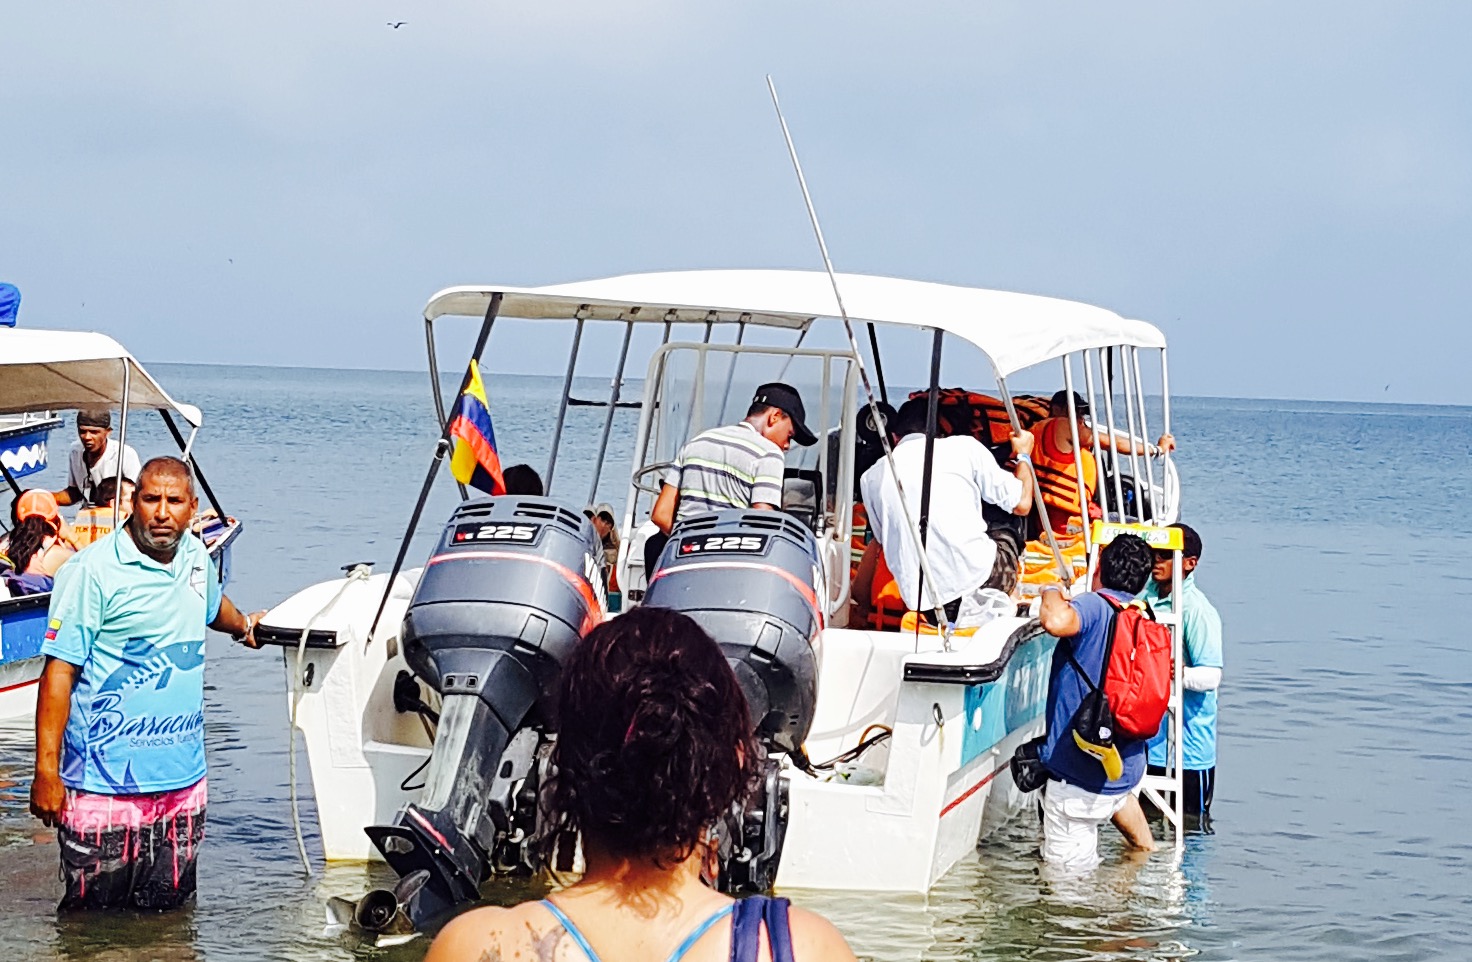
[0,283,18,327]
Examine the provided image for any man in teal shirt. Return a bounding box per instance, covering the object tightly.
[1143,523,1223,831]
[29,457,264,910]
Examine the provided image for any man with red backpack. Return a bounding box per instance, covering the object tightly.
[1036,534,1162,868]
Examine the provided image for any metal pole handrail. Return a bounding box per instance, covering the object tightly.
[1098,349,1127,517]
[1160,347,1175,520]
[588,320,636,506]
[113,363,130,528]
[544,312,587,493]
[1061,355,1090,556]
[1118,348,1146,519]
[1131,347,1160,524]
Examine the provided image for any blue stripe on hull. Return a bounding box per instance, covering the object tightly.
[961,631,1056,766]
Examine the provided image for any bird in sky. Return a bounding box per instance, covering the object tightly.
[388,21,406,28]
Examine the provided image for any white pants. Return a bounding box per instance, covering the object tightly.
[1040,778,1130,870]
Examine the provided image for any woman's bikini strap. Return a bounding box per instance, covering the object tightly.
[730,896,795,962]
[540,899,603,962]
[664,902,735,962]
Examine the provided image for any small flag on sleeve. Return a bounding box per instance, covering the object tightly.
[448,361,505,496]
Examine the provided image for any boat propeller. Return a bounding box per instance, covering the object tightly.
[324,869,430,948]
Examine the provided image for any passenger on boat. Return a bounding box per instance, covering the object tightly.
[1142,523,1222,831]
[1029,391,1177,532]
[584,502,620,562]
[501,462,545,496]
[852,396,1034,628]
[423,605,856,962]
[1035,535,1157,870]
[0,494,75,595]
[29,457,267,911]
[1,491,75,591]
[644,382,817,575]
[51,410,141,508]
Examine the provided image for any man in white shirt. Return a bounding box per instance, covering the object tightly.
[52,411,142,507]
[856,396,1036,626]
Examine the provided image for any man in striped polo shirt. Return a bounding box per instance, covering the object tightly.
[645,382,817,574]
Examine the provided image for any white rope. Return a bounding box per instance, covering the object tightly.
[287,564,373,876]
[766,76,953,647]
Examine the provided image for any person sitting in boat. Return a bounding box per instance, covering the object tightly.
[423,605,857,962]
[0,490,76,595]
[644,382,817,575]
[52,410,142,508]
[1029,391,1176,534]
[852,395,1034,629]
[70,476,135,548]
[501,462,544,496]
[584,502,620,567]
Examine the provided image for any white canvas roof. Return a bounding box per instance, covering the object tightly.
[0,329,202,426]
[423,270,1165,378]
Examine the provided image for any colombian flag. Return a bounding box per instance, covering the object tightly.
[449,361,505,495]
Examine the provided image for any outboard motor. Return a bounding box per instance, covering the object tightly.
[359,495,604,931]
[642,508,823,892]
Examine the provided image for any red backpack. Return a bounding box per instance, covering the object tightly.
[1067,596,1173,750]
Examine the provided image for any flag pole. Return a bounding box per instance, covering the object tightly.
[367,293,502,645]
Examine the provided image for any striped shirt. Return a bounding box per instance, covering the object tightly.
[664,422,785,523]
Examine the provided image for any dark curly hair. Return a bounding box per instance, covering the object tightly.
[6,515,56,574]
[1099,533,1153,595]
[542,606,761,866]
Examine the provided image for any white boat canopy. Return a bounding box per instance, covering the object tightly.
[424,270,1166,378]
[0,329,203,425]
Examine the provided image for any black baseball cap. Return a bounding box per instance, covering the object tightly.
[751,382,817,447]
[1049,389,1090,418]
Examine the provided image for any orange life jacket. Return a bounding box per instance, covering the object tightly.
[868,551,908,631]
[905,389,1051,446]
[72,506,127,547]
[850,502,869,579]
[1028,418,1096,532]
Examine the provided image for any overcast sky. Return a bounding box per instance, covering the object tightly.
[4,2,1469,404]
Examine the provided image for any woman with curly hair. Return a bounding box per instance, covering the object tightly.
[424,605,854,962]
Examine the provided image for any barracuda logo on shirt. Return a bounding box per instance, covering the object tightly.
[80,636,209,794]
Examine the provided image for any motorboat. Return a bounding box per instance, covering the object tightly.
[0,328,244,721]
[259,269,1182,933]
[0,412,64,482]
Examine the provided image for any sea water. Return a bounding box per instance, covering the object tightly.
[1,366,1469,961]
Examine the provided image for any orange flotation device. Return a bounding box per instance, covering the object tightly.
[905,389,1051,446]
[1028,417,1098,533]
[71,506,126,548]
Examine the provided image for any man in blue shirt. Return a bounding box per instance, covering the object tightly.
[1036,534,1157,869]
[1143,523,1223,831]
[29,457,264,910]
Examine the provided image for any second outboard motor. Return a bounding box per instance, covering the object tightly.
[362,495,604,930]
[642,508,823,892]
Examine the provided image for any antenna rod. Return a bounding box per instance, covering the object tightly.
[766,75,951,642]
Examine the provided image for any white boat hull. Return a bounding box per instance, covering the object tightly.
[263,570,1054,891]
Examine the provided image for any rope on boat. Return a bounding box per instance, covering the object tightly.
[287,564,372,876]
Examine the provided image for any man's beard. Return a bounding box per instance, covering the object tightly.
[129,515,185,554]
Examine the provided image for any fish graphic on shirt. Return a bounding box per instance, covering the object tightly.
[84,636,208,792]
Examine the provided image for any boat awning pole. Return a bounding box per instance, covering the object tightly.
[367,293,502,645]
[1119,348,1146,517]
[588,319,635,505]
[1130,347,1160,524]
[913,328,944,636]
[113,362,131,528]
[1099,349,1127,515]
[1159,347,1175,519]
[997,379,1070,582]
[545,311,587,493]
[160,410,226,522]
[1061,354,1090,556]
[866,323,889,406]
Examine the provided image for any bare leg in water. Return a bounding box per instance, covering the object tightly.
[1112,795,1157,855]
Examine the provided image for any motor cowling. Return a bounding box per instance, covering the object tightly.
[366,496,605,929]
[642,509,822,757]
